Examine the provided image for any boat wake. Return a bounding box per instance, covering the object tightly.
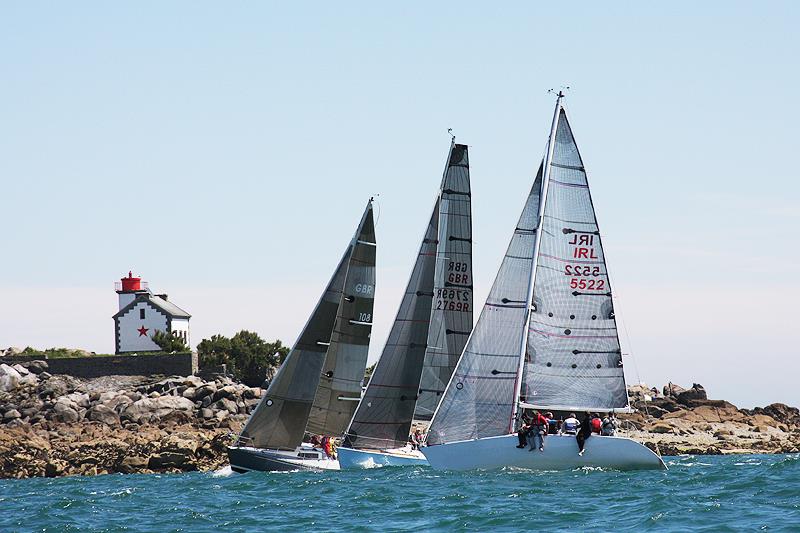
[358,458,383,469]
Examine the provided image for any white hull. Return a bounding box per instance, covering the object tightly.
[422,434,666,471]
[338,446,428,469]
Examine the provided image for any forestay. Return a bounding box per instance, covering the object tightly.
[427,164,543,445]
[306,203,377,437]
[237,200,375,450]
[522,109,628,411]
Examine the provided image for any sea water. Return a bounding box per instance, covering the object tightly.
[1,454,798,531]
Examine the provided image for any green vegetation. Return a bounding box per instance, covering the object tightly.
[20,347,98,359]
[151,330,190,353]
[16,345,186,359]
[197,330,290,387]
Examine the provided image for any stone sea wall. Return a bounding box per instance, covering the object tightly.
[0,353,197,379]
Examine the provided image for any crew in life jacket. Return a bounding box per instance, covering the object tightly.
[591,414,602,434]
[562,413,580,435]
[529,411,550,452]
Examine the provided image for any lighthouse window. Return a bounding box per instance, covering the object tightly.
[140,309,145,319]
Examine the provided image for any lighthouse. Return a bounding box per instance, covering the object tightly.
[116,271,148,308]
[112,272,192,354]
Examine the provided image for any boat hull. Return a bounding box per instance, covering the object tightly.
[338,446,428,469]
[228,446,340,473]
[422,434,666,471]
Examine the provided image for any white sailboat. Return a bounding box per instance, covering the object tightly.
[228,199,376,472]
[422,94,666,471]
[338,141,473,469]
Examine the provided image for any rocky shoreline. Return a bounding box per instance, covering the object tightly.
[1,362,256,479]
[2,361,799,479]
[621,383,800,456]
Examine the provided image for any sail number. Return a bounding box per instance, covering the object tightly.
[569,278,605,290]
[435,288,470,312]
[447,262,470,284]
[565,233,606,291]
[564,265,600,276]
[354,283,373,295]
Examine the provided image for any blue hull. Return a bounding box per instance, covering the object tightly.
[338,447,429,469]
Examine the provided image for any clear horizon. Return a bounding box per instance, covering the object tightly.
[1,2,798,409]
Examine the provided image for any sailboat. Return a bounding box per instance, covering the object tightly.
[228,199,376,472]
[338,140,473,469]
[422,94,666,471]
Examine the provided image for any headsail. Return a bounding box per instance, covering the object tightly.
[427,163,543,445]
[344,143,473,450]
[343,203,438,449]
[306,202,377,437]
[237,200,375,450]
[416,144,474,420]
[522,107,628,411]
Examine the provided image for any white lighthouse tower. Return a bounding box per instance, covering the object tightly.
[113,271,191,354]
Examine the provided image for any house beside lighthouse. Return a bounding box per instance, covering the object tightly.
[113,272,191,354]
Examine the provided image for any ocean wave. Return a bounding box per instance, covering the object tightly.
[2,454,799,531]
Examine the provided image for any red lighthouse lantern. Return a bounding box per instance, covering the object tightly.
[120,271,141,292]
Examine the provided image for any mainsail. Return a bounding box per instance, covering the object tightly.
[344,143,472,450]
[427,164,543,445]
[238,200,375,450]
[306,203,377,436]
[522,108,628,411]
[416,143,474,420]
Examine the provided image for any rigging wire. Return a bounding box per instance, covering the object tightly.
[603,233,662,458]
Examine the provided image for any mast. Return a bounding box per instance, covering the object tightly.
[508,91,563,433]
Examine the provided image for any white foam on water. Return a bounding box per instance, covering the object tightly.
[359,457,383,469]
[211,465,234,478]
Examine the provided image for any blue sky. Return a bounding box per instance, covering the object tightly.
[1,2,798,407]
